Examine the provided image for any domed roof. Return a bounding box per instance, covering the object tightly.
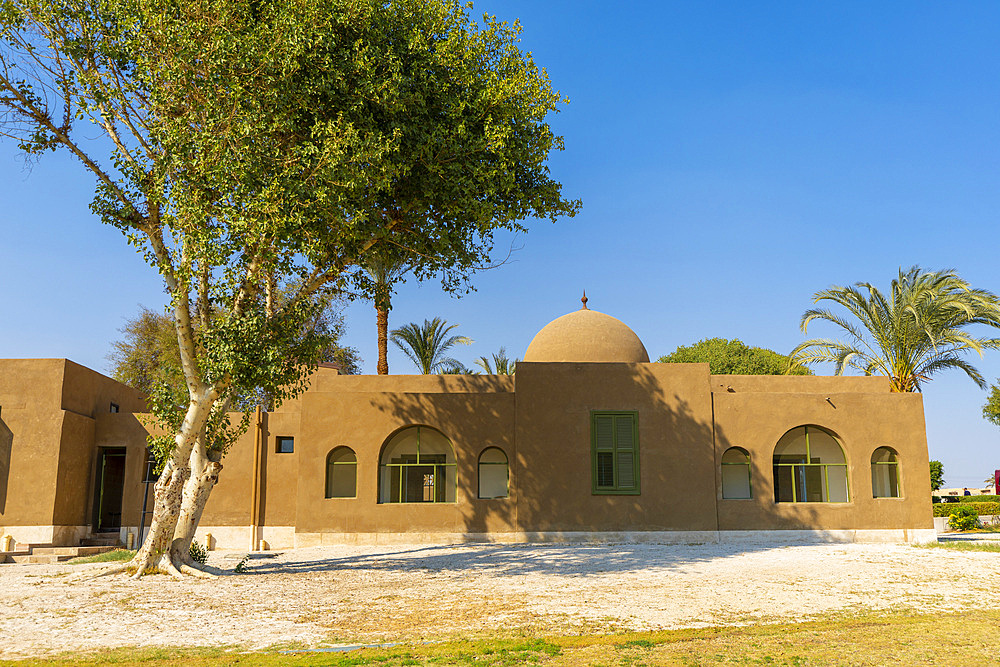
[524,298,649,363]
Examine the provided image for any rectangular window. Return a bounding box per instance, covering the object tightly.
[110,403,120,413]
[591,411,639,495]
[276,436,294,454]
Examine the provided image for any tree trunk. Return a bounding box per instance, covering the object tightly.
[377,304,389,375]
[129,392,215,577]
[169,441,223,574]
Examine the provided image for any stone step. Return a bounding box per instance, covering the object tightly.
[9,554,76,564]
[81,536,120,547]
[31,546,115,557]
[2,545,120,564]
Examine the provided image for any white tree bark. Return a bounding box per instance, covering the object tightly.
[129,390,216,577]
[168,441,223,576]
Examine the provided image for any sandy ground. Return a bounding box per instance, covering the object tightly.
[1,542,999,659]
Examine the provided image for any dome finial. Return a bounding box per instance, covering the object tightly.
[581,290,589,310]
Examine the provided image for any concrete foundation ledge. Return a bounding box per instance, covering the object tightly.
[192,526,296,551]
[0,525,89,548]
[291,529,938,547]
[719,529,937,545]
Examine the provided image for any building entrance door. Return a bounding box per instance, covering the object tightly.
[93,448,126,532]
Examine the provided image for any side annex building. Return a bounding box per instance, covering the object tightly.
[0,304,936,550]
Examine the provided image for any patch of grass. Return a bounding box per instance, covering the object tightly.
[67,550,135,565]
[917,541,1000,552]
[7,609,1000,666]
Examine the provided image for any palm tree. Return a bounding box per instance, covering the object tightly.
[474,347,518,374]
[390,317,473,374]
[361,250,411,375]
[789,267,1000,392]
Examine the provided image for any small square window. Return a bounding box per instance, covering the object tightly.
[276,436,294,454]
[110,403,120,413]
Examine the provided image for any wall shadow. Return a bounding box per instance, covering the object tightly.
[0,416,11,514]
[367,374,515,534]
[350,363,797,569]
[250,541,799,576]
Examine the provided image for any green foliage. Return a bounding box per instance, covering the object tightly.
[68,549,136,564]
[106,307,183,399]
[189,540,208,565]
[961,494,1000,503]
[921,541,1000,552]
[234,554,251,574]
[984,382,1000,427]
[391,318,473,374]
[947,504,983,530]
[0,0,578,549]
[475,347,518,375]
[657,338,812,375]
[929,460,945,491]
[791,267,1000,392]
[2,0,573,413]
[934,502,1000,517]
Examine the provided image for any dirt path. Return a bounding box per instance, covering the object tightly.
[1,542,997,659]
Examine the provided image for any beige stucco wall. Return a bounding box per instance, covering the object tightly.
[294,374,516,536]
[0,360,148,543]
[514,362,719,532]
[712,386,933,531]
[0,358,936,546]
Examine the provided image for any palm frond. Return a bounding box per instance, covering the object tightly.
[792,267,1000,391]
[390,317,473,374]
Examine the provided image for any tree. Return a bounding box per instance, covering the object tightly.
[790,267,1000,392]
[391,318,472,374]
[1,0,576,577]
[475,347,518,375]
[106,307,183,398]
[983,382,1000,427]
[929,460,944,492]
[107,302,361,401]
[657,338,812,375]
[360,249,412,375]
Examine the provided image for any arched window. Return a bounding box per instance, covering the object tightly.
[773,426,849,503]
[478,447,509,499]
[326,447,357,498]
[721,447,751,499]
[378,426,456,503]
[871,447,901,498]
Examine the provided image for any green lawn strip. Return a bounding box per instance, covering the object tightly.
[5,609,1000,666]
[66,550,136,565]
[917,541,1000,552]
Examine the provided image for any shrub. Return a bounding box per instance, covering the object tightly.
[189,540,208,565]
[933,502,1000,517]
[948,505,982,531]
[960,495,1000,503]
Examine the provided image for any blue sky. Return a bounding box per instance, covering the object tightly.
[2,2,1000,489]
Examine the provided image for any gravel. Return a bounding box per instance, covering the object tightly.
[1,542,997,659]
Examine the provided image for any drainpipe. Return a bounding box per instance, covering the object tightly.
[249,405,264,551]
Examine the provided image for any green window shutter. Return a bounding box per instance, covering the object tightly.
[616,451,635,488]
[594,415,614,450]
[614,415,634,450]
[591,411,639,494]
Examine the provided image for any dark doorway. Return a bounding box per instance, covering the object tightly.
[93,448,126,532]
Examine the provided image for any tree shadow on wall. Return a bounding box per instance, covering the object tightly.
[270,364,819,575]
[0,415,11,514]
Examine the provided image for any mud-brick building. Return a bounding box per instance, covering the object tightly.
[0,304,936,550]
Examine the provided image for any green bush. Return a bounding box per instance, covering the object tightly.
[933,502,1000,517]
[189,540,208,565]
[960,495,1000,503]
[948,505,982,531]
